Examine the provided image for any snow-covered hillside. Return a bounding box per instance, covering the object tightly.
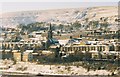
[0,6,118,28]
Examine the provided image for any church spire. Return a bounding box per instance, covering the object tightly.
[48,23,53,39]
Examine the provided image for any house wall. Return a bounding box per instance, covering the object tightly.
[0,51,13,60]
[23,53,33,62]
[13,52,22,61]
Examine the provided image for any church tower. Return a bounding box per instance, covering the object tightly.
[45,23,53,49]
[47,23,53,39]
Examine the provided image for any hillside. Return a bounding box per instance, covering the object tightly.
[0,6,118,28]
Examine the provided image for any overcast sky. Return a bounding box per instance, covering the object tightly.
[0,1,118,13]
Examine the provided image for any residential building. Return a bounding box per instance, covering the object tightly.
[22,50,33,62]
[12,50,22,61]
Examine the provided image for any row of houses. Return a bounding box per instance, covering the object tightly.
[0,42,42,50]
[60,44,120,59]
[0,50,34,62]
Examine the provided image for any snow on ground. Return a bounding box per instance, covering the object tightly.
[3,62,112,75]
[58,39,69,46]
[0,60,13,69]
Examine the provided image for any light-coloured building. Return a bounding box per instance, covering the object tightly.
[12,50,22,61]
[22,50,33,62]
[61,45,109,53]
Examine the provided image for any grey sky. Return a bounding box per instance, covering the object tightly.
[1,2,118,13]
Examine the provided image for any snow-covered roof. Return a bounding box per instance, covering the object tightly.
[4,50,11,52]
[25,50,34,53]
[89,50,98,53]
[0,37,4,41]
[12,50,19,52]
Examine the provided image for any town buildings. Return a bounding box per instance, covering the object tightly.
[0,24,119,62]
